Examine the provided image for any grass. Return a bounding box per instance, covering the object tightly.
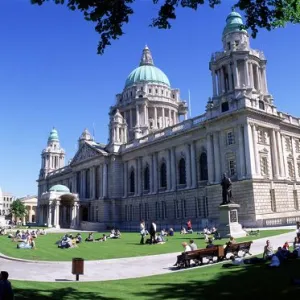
[11,257,300,299]
[0,229,292,261]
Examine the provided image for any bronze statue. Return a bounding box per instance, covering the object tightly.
[220,173,233,205]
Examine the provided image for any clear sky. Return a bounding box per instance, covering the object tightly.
[0,0,299,197]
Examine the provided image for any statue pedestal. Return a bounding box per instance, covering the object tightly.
[218,204,247,238]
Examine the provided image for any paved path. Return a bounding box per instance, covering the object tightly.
[0,230,295,282]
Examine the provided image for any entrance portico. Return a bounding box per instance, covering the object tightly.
[38,185,80,229]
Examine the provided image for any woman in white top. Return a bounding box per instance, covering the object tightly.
[140,221,146,244]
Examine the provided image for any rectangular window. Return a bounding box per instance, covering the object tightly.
[181,199,187,218]
[161,201,167,219]
[288,161,295,179]
[221,102,229,112]
[155,202,160,220]
[261,156,269,177]
[228,159,236,176]
[295,139,300,153]
[195,197,201,217]
[148,89,152,93]
[203,196,209,218]
[129,204,133,221]
[174,200,180,219]
[227,131,235,145]
[145,203,149,221]
[286,137,292,151]
[270,189,276,212]
[139,203,143,221]
[294,190,299,210]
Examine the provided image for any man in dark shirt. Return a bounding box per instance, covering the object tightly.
[0,271,14,300]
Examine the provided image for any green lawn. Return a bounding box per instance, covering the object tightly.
[0,229,291,261]
[11,257,300,299]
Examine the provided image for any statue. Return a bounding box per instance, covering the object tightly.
[220,173,233,205]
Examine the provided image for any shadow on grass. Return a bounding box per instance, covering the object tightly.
[14,287,119,300]
[135,259,300,300]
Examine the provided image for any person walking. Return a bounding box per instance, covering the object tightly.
[149,221,157,244]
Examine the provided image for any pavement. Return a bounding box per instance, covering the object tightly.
[0,228,296,282]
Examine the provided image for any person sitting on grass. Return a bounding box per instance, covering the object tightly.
[75,233,82,244]
[40,229,46,235]
[263,240,274,260]
[161,229,167,236]
[85,232,94,242]
[168,228,174,236]
[180,226,187,235]
[95,234,107,242]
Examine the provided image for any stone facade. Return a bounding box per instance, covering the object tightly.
[37,12,300,230]
[0,187,15,217]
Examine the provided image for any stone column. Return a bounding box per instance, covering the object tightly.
[171,146,176,191]
[75,203,80,228]
[244,59,249,87]
[238,125,245,179]
[271,129,279,179]
[262,66,268,93]
[154,107,158,128]
[130,109,133,128]
[244,124,255,178]
[135,158,139,196]
[220,67,225,93]
[212,69,217,96]
[277,131,285,177]
[248,62,253,88]
[99,164,103,198]
[167,149,171,190]
[233,60,239,88]
[47,202,52,227]
[252,125,260,175]
[228,64,233,91]
[206,134,214,184]
[153,153,158,193]
[136,104,140,127]
[138,157,143,195]
[217,69,222,95]
[162,107,165,127]
[90,167,95,199]
[81,170,86,199]
[149,155,153,193]
[55,201,60,228]
[144,104,147,126]
[102,163,108,198]
[190,141,197,188]
[28,206,33,223]
[292,137,298,180]
[257,66,262,91]
[123,161,128,197]
[168,109,172,126]
[213,132,221,182]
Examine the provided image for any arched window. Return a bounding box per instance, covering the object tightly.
[160,162,167,188]
[129,169,135,194]
[199,152,208,180]
[179,158,186,185]
[144,165,150,191]
[259,100,265,110]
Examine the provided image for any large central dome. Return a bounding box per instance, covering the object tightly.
[125,46,170,88]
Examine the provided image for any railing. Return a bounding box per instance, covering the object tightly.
[48,166,71,177]
[123,113,206,151]
[278,111,300,127]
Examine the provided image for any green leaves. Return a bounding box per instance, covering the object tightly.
[10,199,27,219]
[30,0,300,54]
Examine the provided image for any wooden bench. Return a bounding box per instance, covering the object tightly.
[177,245,225,268]
[224,241,253,258]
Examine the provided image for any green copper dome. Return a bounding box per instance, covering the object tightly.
[49,184,70,193]
[48,128,59,142]
[223,11,247,36]
[125,46,170,88]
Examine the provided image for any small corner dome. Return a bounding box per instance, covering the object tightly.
[48,128,59,142]
[49,184,70,193]
[125,46,170,88]
[223,10,247,36]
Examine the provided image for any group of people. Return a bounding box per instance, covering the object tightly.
[7,229,46,249]
[180,220,193,234]
[139,221,170,245]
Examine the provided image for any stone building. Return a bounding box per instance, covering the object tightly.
[0,187,15,217]
[37,11,300,230]
[19,195,38,224]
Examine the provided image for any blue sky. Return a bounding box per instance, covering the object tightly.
[0,0,299,197]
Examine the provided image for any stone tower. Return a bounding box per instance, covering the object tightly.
[207,10,275,119]
[39,128,65,178]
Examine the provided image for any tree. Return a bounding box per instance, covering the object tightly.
[10,199,27,221]
[31,0,300,54]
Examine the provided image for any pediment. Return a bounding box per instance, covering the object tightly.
[71,143,102,165]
